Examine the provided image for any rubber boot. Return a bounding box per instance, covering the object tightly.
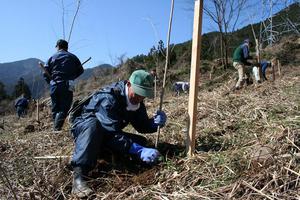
[54,112,65,131]
[71,167,93,198]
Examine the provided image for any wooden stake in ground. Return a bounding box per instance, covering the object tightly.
[36,99,39,124]
[154,75,157,99]
[155,0,175,148]
[187,0,203,156]
[249,19,262,82]
[277,59,281,76]
[272,61,275,81]
[255,38,263,81]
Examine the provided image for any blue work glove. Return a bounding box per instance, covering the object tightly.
[129,143,160,164]
[153,110,167,127]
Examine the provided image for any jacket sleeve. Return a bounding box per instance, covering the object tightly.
[242,45,252,60]
[14,99,19,107]
[94,93,123,132]
[43,58,52,84]
[242,45,249,59]
[130,103,157,133]
[73,56,84,79]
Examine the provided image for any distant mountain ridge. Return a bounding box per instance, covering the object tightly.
[0,58,113,98]
[0,58,45,98]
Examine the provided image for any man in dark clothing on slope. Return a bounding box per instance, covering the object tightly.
[70,69,167,197]
[43,39,84,131]
[15,94,29,118]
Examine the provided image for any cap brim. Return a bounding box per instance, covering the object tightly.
[132,84,154,98]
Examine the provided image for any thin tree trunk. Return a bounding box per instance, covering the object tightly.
[219,33,225,68]
[223,34,229,70]
[68,0,81,43]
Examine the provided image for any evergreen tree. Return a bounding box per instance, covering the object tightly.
[157,40,165,60]
[13,77,31,99]
[0,81,8,101]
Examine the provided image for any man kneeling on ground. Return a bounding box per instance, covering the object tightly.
[70,69,167,197]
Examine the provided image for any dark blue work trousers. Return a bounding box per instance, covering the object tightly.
[70,116,147,170]
[262,64,268,80]
[16,106,26,118]
[50,82,73,130]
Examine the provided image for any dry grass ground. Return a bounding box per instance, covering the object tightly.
[1,58,299,198]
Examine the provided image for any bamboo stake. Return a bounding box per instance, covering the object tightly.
[155,0,175,148]
[272,61,275,81]
[255,38,263,82]
[34,155,71,159]
[187,0,203,156]
[249,15,262,82]
[67,0,81,43]
[277,59,281,76]
[36,99,39,124]
[154,76,157,99]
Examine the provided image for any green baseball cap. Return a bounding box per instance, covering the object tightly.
[129,69,154,98]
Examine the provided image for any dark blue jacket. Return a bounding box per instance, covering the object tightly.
[44,50,84,84]
[15,97,28,108]
[76,80,157,134]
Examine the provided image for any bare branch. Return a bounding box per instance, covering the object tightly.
[68,0,81,43]
[61,0,65,39]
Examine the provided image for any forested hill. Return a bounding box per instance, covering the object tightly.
[181,2,300,61]
[97,2,299,87]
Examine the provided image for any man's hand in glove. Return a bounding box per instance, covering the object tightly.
[129,143,161,164]
[153,110,167,127]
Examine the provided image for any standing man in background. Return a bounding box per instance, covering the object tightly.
[15,94,29,119]
[43,39,84,131]
[232,39,253,90]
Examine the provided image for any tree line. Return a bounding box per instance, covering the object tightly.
[0,77,31,101]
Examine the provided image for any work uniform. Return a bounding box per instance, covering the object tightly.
[15,97,29,118]
[232,42,252,88]
[71,80,157,170]
[261,60,270,80]
[173,82,189,96]
[44,50,83,130]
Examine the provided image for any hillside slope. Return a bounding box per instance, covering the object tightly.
[0,58,47,97]
[0,37,299,199]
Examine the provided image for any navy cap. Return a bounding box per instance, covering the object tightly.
[55,39,68,49]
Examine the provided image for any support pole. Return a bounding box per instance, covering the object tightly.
[187,0,203,156]
[272,61,275,81]
[36,99,39,124]
[154,76,157,99]
[249,13,262,82]
[155,0,175,148]
[277,59,281,76]
[255,38,263,82]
